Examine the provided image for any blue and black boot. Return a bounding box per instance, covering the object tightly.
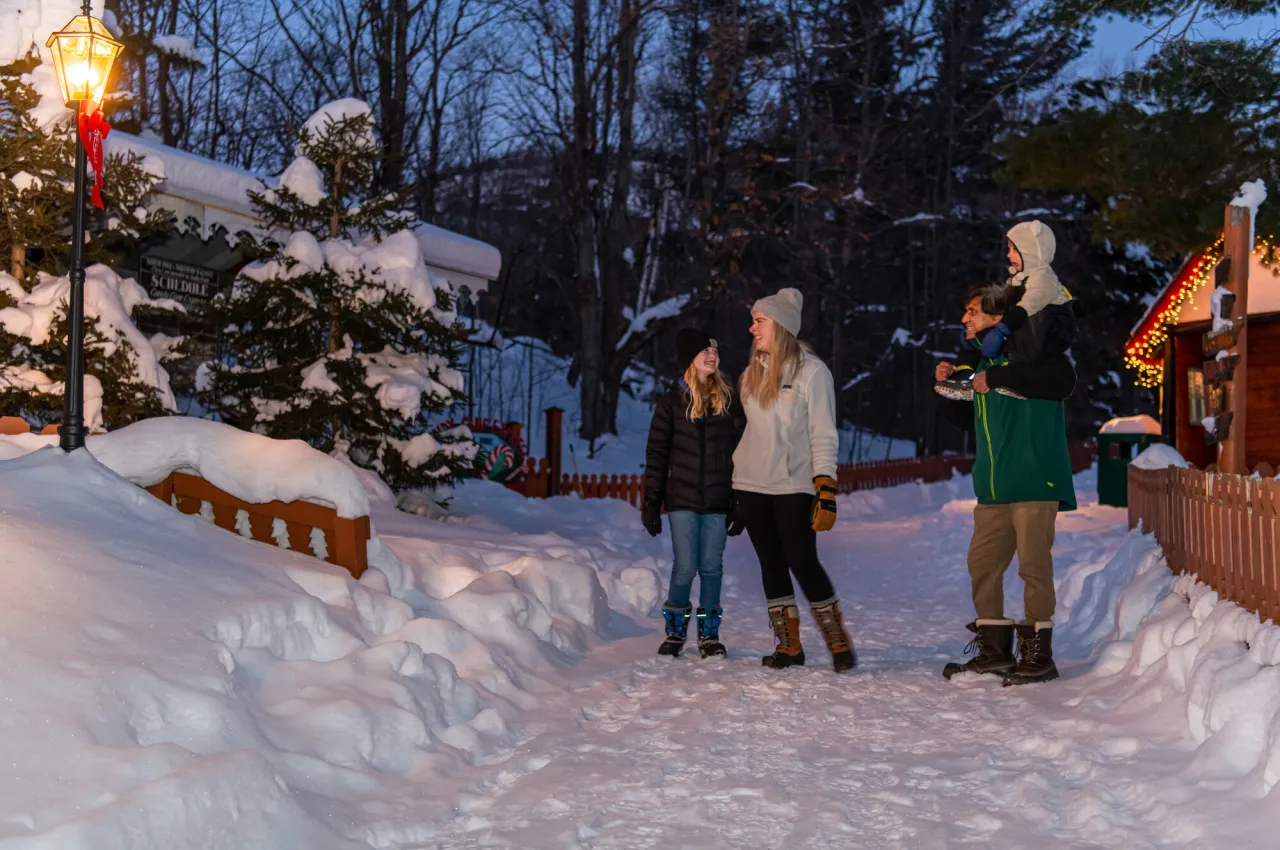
[659,605,691,657]
[697,606,726,658]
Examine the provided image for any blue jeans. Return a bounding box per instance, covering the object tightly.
[665,511,727,610]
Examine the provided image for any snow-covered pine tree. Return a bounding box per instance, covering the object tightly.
[0,52,180,429]
[0,53,170,284]
[200,100,478,490]
[0,265,182,430]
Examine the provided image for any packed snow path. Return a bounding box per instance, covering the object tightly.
[404,492,1255,849]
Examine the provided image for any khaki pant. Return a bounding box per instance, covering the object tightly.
[968,502,1058,624]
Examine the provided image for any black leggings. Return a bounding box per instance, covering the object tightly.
[735,490,837,607]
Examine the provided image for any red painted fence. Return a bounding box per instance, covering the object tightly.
[514,442,1097,508]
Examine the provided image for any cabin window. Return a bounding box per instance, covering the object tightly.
[1187,369,1207,426]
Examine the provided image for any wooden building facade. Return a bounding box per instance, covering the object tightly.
[1126,233,1279,469]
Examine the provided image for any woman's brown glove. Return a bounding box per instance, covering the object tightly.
[811,475,838,532]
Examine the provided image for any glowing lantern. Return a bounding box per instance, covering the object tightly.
[45,9,122,107]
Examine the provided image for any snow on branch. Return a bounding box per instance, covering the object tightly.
[892,213,944,226]
[616,294,691,351]
[152,35,204,64]
[842,371,871,391]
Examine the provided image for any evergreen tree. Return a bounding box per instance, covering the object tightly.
[199,102,478,490]
[998,40,1280,255]
[0,54,170,284]
[0,52,180,430]
[0,265,181,430]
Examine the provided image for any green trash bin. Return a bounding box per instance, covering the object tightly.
[1097,417,1162,507]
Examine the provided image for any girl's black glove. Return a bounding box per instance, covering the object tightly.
[642,500,662,537]
[726,505,745,537]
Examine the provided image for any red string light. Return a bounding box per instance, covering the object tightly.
[1123,235,1275,388]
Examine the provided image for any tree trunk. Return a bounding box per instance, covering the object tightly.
[10,244,24,281]
[570,0,604,441]
[157,0,180,144]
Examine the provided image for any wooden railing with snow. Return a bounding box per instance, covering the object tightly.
[514,441,1098,507]
[1128,463,1280,621]
[143,471,371,579]
[0,416,61,436]
[0,415,370,579]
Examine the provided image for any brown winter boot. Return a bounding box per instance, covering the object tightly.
[812,600,857,673]
[762,604,805,668]
[1003,623,1059,686]
[943,620,1016,680]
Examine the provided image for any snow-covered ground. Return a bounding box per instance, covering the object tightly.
[4,442,1280,848]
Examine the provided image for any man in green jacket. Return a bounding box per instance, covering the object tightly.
[937,283,1076,686]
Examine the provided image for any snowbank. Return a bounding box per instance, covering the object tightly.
[0,431,664,848]
[1100,414,1160,435]
[1054,521,1280,801]
[1132,442,1190,470]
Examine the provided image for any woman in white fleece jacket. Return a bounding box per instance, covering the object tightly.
[733,288,855,673]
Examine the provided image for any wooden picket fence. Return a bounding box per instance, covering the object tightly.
[1128,463,1280,622]
[836,455,974,492]
[518,457,646,506]
[0,415,369,578]
[515,441,1098,508]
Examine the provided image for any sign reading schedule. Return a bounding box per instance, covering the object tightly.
[140,256,220,307]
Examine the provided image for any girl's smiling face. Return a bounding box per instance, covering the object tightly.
[693,346,719,379]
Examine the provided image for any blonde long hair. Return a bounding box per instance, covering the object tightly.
[682,362,734,420]
[739,319,806,410]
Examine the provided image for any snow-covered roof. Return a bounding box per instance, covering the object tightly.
[107,132,264,224]
[103,132,501,283]
[413,222,502,282]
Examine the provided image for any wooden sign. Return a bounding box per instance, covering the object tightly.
[1203,321,1238,356]
[1203,353,1240,384]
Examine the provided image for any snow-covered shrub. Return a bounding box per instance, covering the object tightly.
[0,266,182,430]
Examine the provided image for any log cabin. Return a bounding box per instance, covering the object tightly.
[1126,234,1279,469]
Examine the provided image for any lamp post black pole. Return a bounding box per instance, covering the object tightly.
[59,105,89,452]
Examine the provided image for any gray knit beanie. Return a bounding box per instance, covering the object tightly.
[751,287,804,338]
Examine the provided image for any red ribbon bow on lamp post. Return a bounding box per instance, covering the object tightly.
[76,102,111,210]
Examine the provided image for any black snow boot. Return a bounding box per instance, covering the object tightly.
[761,604,805,668]
[697,606,727,658]
[658,605,691,657]
[812,600,857,673]
[1003,623,1059,686]
[943,620,1016,680]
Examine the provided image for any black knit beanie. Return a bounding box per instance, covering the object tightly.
[675,328,716,372]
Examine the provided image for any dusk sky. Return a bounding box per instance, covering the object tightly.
[1081,11,1280,75]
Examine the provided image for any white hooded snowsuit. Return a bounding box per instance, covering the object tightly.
[1006,220,1069,318]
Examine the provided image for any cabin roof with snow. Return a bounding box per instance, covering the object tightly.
[1125,233,1278,387]
[105,131,502,292]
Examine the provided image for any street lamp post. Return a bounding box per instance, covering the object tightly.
[45,2,121,451]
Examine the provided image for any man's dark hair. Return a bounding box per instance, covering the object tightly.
[961,283,1009,316]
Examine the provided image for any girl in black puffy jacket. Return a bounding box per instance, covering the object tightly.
[642,328,746,658]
